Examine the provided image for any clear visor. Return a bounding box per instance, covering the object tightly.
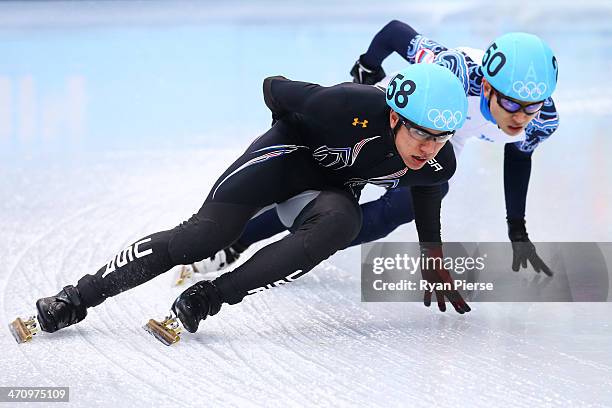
[400,116,455,144]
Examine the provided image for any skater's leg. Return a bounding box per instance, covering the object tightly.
[78,121,316,307]
[35,201,260,333]
[190,191,322,274]
[171,189,362,333]
[76,202,259,308]
[214,189,362,304]
[36,121,320,332]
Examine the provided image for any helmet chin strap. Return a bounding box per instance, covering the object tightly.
[384,114,403,155]
[387,108,403,141]
[480,86,497,125]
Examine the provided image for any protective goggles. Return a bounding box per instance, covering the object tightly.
[492,88,544,115]
[399,116,455,144]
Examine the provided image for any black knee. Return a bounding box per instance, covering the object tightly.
[168,215,223,265]
[168,202,258,265]
[294,190,362,263]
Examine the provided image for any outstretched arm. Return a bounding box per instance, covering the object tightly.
[505,97,559,222]
[412,183,471,314]
[503,99,559,276]
[360,20,420,69]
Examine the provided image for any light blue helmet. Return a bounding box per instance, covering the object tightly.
[482,32,558,102]
[386,63,468,132]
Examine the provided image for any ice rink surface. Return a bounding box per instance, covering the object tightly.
[1,1,612,407]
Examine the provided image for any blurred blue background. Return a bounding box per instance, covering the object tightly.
[1,0,611,159]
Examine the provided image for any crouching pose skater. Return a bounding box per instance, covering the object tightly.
[29,63,471,341]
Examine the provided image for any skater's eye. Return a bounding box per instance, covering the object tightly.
[523,101,544,114]
[412,128,428,138]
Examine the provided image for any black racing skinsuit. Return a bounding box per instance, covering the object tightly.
[75,76,456,309]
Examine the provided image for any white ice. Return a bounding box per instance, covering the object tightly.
[1,1,612,407]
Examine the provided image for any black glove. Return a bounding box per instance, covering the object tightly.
[507,218,553,276]
[349,55,386,85]
[420,245,471,314]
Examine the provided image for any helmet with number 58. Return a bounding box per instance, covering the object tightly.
[385,63,468,133]
[385,63,468,170]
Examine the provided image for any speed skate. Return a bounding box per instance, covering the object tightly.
[8,315,40,344]
[143,310,185,346]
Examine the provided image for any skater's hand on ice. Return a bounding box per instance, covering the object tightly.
[510,241,553,276]
[507,218,553,277]
[420,245,471,314]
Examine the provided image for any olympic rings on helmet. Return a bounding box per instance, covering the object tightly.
[427,109,464,129]
[512,81,548,100]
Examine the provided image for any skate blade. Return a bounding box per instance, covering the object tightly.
[143,316,181,346]
[174,265,193,287]
[9,316,39,344]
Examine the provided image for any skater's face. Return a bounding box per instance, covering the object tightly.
[483,79,542,136]
[389,110,447,170]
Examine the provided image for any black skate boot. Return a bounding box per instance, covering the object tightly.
[172,281,223,333]
[36,285,87,333]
